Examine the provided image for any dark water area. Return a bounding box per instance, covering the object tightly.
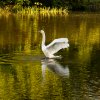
[0,13,100,100]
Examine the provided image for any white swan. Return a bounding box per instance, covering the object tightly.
[39,30,69,58]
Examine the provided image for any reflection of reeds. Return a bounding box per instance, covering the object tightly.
[70,20,100,64]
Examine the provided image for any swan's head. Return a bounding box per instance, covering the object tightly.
[39,30,45,34]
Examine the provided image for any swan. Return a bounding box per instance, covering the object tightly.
[39,30,69,58]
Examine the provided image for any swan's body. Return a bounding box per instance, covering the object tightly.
[39,30,69,58]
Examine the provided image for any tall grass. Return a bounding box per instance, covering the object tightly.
[0,6,11,16]
[18,7,68,16]
[0,5,68,16]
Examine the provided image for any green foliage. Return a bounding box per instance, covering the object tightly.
[12,4,22,12]
[15,0,30,6]
[0,1,5,7]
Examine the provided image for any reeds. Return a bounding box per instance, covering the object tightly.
[0,5,68,16]
[0,6,11,16]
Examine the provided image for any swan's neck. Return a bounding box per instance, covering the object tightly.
[42,32,46,46]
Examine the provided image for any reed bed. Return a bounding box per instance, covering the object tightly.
[0,6,68,16]
[0,7,11,16]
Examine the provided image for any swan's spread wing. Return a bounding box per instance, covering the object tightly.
[46,38,69,55]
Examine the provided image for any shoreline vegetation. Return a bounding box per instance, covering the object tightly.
[0,1,69,16]
[0,6,68,16]
[0,1,100,16]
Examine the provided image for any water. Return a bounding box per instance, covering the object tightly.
[0,13,100,100]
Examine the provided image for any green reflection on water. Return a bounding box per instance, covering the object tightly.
[0,13,100,100]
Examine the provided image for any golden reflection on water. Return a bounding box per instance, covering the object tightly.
[0,13,100,100]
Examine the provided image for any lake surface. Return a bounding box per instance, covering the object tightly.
[0,13,100,100]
